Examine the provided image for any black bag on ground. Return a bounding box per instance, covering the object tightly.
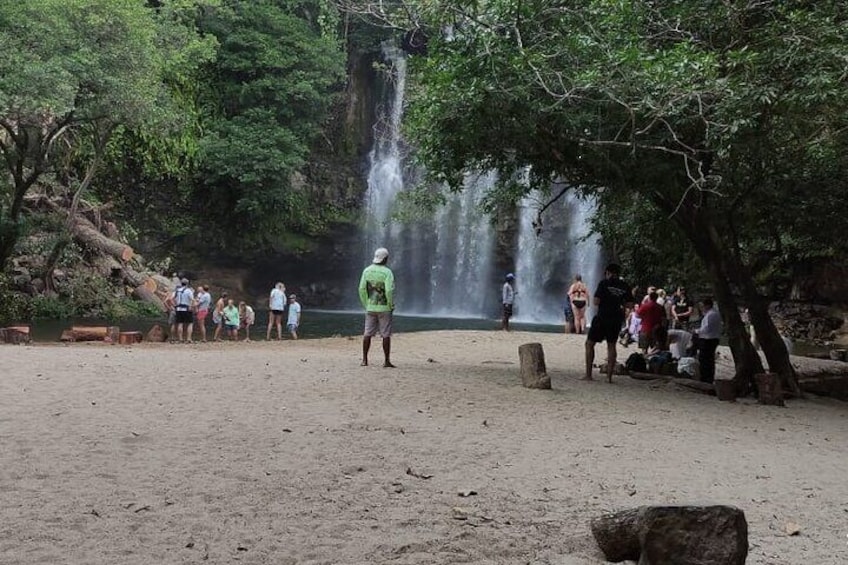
[624,352,647,372]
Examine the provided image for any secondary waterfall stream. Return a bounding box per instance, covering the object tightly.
[360,45,603,323]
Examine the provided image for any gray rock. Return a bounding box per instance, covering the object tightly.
[591,505,748,565]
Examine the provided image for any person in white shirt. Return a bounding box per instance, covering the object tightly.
[266,282,286,341]
[172,278,195,343]
[287,294,301,340]
[501,273,515,331]
[696,297,723,383]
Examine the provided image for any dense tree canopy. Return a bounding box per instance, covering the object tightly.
[194,0,346,249]
[0,0,217,268]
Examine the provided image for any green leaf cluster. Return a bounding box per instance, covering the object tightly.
[194,0,346,249]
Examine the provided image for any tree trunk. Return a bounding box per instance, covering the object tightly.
[70,217,134,262]
[0,219,20,272]
[705,264,763,394]
[742,291,801,397]
[131,284,166,312]
[661,199,765,392]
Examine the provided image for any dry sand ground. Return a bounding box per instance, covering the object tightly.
[1,330,846,565]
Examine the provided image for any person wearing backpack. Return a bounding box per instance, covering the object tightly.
[172,278,195,343]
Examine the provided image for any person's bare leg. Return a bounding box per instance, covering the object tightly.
[276,320,283,340]
[187,323,194,343]
[382,337,394,368]
[583,340,595,380]
[606,341,617,383]
[245,325,251,342]
[362,336,371,366]
[200,321,206,342]
[266,317,273,340]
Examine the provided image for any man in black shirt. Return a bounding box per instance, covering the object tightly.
[585,263,634,382]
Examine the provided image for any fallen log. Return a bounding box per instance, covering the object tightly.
[61,326,120,342]
[71,216,133,262]
[673,378,717,396]
[131,284,166,312]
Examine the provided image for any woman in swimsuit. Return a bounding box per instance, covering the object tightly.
[568,274,589,334]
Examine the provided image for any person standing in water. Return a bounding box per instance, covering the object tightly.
[359,247,395,367]
[568,274,589,334]
[501,273,516,331]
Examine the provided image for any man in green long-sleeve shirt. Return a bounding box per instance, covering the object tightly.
[358,247,395,367]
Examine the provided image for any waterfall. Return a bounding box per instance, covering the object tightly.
[361,45,496,317]
[514,189,604,324]
[360,45,603,323]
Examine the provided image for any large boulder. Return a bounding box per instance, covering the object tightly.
[591,505,748,565]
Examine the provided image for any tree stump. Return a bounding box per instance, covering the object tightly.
[146,324,167,343]
[755,372,785,406]
[518,342,551,389]
[714,379,737,402]
[118,331,143,345]
[591,505,748,565]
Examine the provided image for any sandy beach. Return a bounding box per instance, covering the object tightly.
[1,330,846,564]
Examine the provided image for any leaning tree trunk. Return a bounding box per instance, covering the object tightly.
[742,290,801,397]
[705,261,764,394]
[667,203,765,390]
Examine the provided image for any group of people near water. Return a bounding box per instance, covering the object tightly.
[165,277,301,344]
[500,265,724,385]
[163,247,725,385]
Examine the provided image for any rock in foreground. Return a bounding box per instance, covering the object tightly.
[591,505,748,564]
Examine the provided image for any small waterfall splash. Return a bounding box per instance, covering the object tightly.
[361,45,496,316]
[514,189,603,324]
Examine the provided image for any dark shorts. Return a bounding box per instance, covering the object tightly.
[503,304,513,318]
[271,309,284,317]
[588,316,623,344]
[572,299,587,309]
[175,310,193,325]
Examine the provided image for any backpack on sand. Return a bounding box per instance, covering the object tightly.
[624,352,647,373]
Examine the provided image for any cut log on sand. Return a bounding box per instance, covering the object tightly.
[60,326,120,343]
[118,332,143,345]
[1,326,31,344]
[71,217,133,262]
[146,324,167,343]
[518,343,551,389]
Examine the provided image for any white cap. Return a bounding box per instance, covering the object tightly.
[372,247,389,264]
